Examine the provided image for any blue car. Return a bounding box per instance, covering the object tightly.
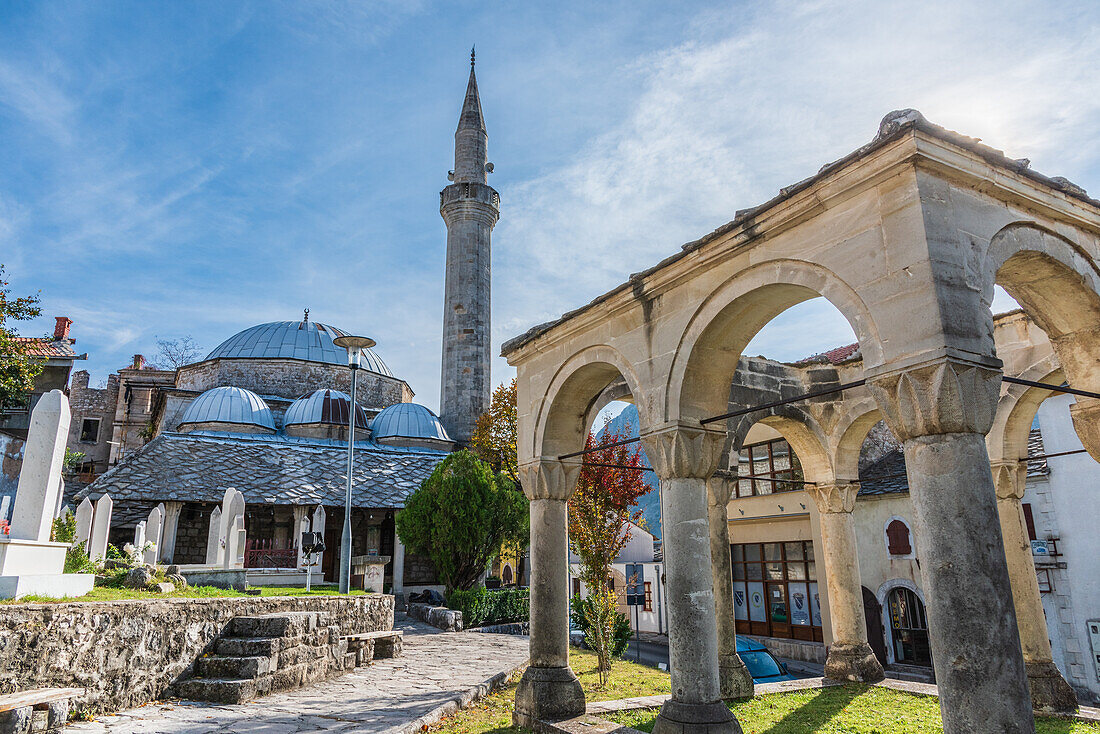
[736,638,798,683]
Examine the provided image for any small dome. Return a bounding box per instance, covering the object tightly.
[284,389,369,430]
[179,386,276,432]
[205,319,392,376]
[371,403,450,442]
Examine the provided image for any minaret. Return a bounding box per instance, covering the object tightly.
[440,49,499,446]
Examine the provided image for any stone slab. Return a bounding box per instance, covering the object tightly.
[0,573,94,600]
[0,539,68,577]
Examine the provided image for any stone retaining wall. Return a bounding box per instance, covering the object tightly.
[0,594,393,714]
[407,602,462,632]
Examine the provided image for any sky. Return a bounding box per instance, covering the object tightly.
[2,0,1099,410]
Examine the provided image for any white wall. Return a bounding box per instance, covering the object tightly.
[1033,394,1100,704]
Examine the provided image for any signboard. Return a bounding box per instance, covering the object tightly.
[1031,540,1050,556]
[789,582,810,625]
[748,581,766,622]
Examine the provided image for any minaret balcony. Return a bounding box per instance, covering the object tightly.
[440,181,500,210]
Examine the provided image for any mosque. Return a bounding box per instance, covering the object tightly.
[73,56,498,596]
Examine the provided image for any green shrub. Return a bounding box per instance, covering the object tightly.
[64,541,98,574]
[570,594,632,659]
[51,512,76,543]
[447,586,529,627]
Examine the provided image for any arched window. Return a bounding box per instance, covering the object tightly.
[885,519,912,556]
[887,587,931,666]
[502,564,513,585]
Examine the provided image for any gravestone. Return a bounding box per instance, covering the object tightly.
[133,521,146,556]
[89,494,113,562]
[219,489,245,570]
[144,505,163,566]
[0,390,95,598]
[0,495,10,523]
[74,498,94,550]
[205,506,222,565]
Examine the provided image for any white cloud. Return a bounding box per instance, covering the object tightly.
[494,0,1100,371]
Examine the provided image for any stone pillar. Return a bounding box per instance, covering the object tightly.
[393,529,406,595]
[991,462,1077,713]
[706,475,753,699]
[9,390,70,542]
[160,502,183,564]
[514,459,586,728]
[642,424,742,734]
[804,482,884,682]
[292,505,310,568]
[868,358,1034,733]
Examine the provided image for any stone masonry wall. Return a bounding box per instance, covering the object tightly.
[66,372,119,473]
[0,594,393,714]
[176,359,413,407]
[173,502,213,564]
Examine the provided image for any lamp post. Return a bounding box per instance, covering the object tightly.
[332,334,376,595]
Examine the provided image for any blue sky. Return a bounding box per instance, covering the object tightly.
[3,1,1099,410]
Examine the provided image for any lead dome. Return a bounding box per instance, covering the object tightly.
[205,320,391,376]
[178,386,276,434]
[371,403,453,450]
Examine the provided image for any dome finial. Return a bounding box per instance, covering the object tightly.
[303,308,309,324]
[470,45,475,70]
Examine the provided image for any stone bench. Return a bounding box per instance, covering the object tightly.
[343,630,403,666]
[0,688,84,734]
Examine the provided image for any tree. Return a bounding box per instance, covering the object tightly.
[396,449,528,594]
[155,336,202,370]
[0,265,44,411]
[568,417,650,685]
[471,378,518,483]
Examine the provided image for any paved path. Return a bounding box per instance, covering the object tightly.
[69,615,530,734]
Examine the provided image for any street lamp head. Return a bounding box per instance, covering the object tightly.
[332,335,377,369]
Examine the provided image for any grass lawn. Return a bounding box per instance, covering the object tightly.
[427,649,670,734]
[607,685,1100,734]
[0,585,373,604]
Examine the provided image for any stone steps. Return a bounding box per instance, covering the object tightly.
[175,612,353,704]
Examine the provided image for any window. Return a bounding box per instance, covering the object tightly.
[735,438,804,498]
[731,541,821,642]
[625,563,645,606]
[1022,504,1037,541]
[572,578,581,597]
[643,581,653,612]
[80,418,101,443]
[885,519,912,556]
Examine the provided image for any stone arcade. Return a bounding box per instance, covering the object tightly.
[502,110,1100,733]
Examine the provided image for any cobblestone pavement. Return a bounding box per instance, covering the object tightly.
[68,615,530,734]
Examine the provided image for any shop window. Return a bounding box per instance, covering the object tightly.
[886,519,912,556]
[735,437,804,498]
[730,540,820,642]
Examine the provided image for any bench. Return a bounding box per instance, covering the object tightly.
[0,688,84,734]
[343,630,403,666]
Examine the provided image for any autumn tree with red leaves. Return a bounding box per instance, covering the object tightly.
[568,416,649,684]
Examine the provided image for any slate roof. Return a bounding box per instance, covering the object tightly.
[857,426,1050,497]
[73,432,447,510]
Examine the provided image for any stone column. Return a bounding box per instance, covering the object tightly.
[514,458,586,728]
[804,482,884,682]
[160,502,183,564]
[393,530,406,595]
[642,424,742,734]
[706,475,753,699]
[991,461,1077,714]
[868,358,1034,734]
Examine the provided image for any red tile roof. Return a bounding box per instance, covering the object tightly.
[7,337,79,359]
[789,342,861,367]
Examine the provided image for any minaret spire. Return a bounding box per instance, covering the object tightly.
[439,52,499,447]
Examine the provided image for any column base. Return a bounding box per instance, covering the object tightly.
[824,642,885,683]
[513,665,586,727]
[653,700,742,734]
[1027,660,1078,714]
[718,653,754,700]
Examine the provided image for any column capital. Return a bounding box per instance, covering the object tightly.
[291,504,310,521]
[162,501,183,518]
[866,356,1001,440]
[1069,398,1100,463]
[707,472,737,505]
[805,482,859,514]
[991,461,1027,501]
[640,422,726,480]
[519,457,582,501]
